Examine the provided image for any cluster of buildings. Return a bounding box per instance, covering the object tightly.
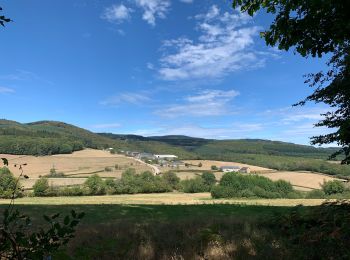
[125,151,184,168]
[220,166,251,173]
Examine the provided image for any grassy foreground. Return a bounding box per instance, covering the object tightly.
[0,194,345,259]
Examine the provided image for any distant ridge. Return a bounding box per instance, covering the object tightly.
[0,119,338,159]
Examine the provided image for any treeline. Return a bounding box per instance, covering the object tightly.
[0,136,84,155]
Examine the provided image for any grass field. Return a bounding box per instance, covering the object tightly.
[0,193,329,206]
[0,195,341,259]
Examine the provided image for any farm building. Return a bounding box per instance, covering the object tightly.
[170,161,185,168]
[154,154,178,160]
[220,166,241,173]
[137,153,155,160]
[239,167,251,173]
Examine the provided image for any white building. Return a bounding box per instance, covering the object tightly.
[220,166,241,173]
[154,154,178,160]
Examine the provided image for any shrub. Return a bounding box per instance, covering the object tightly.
[198,162,202,167]
[0,167,20,198]
[211,172,296,199]
[201,172,216,187]
[104,167,113,172]
[162,172,180,190]
[322,180,345,195]
[306,189,326,199]
[211,165,218,170]
[84,174,106,195]
[33,178,50,196]
[47,168,64,177]
[180,177,208,193]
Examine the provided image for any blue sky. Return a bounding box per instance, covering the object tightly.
[0,0,332,144]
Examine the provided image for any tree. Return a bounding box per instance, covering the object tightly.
[33,178,49,196]
[201,172,216,187]
[0,6,11,27]
[162,172,180,189]
[233,0,350,164]
[84,174,105,195]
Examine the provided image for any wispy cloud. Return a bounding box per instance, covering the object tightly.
[134,0,171,26]
[158,5,265,81]
[0,86,15,94]
[91,123,121,129]
[156,89,239,117]
[0,69,53,85]
[179,0,194,3]
[101,92,150,106]
[101,4,133,24]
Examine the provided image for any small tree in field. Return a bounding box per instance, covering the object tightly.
[33,178,49,196]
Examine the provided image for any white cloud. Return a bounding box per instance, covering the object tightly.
[91,123,121,129]
[134,0,171,26]
[101,4,133,23]
[156,89,239,117]
[0,86,14,93]
[101,92,150,106]
[158,5,264,80]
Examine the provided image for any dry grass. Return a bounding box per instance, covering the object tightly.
[257,171,343,190]
[0,192,331,206]
[1,149,152,188]
[182,160,271,172]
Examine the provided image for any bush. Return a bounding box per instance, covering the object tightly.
[201,172,216,187]
[0,167,20,198]
[322,180,345,195]
[306,189,326,199]
[180,177,209,193]
[211,172,296,199]
[84,174,106,195]
[33,178,50,196]
[162,172,180,190]
[198,162,202,167]
[104,167,113,172]
[47,168,64,177]
[211,165,218,170]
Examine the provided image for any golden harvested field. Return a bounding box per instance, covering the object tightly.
[257,171,343,191]
[1,149,153,188]
[1,149,152,178]
[0,192,332,206]
[182,160,271,172]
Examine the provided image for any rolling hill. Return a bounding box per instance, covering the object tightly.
[1,119,349,178]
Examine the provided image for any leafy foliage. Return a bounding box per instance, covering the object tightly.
[278,202,350,259]
[321,180,345,195]
[33,178,50,197]
[0,168,21,199]
[211,172,297,199]
[0,209,84,259]
[0,6,11,27]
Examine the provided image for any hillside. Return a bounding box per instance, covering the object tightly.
[2,119,350,178]
[0,120,194,158]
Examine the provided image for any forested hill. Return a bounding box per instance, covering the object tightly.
[0,119,337,159]
[100,133,337,159]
